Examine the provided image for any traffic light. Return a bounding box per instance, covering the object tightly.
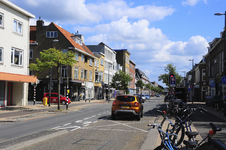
[169,73,176,87]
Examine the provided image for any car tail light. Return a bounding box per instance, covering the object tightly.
[134,102,138,107]
[113,101,117,106]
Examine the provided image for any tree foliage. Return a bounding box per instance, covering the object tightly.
[158,63,182,88]
[29,48,76,73]
[136,80,145,90]
[29,48,76,110]
[111,70,132,93]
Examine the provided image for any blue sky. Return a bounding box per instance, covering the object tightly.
[9,0,226,87]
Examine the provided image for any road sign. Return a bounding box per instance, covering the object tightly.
[222,76,226,84]
[169,74,176,87]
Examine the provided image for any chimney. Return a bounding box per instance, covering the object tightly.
[36,17,44,32]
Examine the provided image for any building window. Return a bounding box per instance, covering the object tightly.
[61,65,68,77]
[74,52,78,61]
[0,13,3,28]
[0,48,2,63]
[74,67,78,79]
[11,48,23,66]
[97,59,99,67]
[95,71,103,82]
[81,69,84,79]
[13,19,22,34]
[202,69,206,81]
[29,70,33,75]
[46,31,58,38]
[62,49,68,53]
[84,70,87,79]
[202,86,205,91]
[29,49,33,59]
[89,71,92,81]
[95,59,96,67]
[81,54,84,62]
[89,58,92,66]
[100,58,103,65]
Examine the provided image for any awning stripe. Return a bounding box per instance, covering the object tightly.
[0,72,37,83]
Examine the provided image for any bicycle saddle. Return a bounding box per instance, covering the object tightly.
[210,122,222,132]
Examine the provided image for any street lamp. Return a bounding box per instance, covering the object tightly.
[188,59,194,69]
[188,59,194,104]
[214,11,226,72]
[49,39,59,107]
[107,62,111,101]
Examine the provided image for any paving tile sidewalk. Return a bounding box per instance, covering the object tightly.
[140,101,226,150]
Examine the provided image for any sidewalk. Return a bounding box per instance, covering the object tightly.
[140,101,226,150]
[0,99,110,122]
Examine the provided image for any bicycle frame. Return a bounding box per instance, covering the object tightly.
[149,123,180,150]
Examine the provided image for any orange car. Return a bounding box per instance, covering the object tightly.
[111,95,144,120]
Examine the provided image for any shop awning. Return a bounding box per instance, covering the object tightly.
[0,72,37,83]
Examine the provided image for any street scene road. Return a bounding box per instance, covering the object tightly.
[1,96,226,150]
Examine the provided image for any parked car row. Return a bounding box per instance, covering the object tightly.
[133,94,151,100]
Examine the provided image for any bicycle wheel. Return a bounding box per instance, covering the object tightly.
[196,142,209,150]
[154,145,165,150]
[160,117,185,146]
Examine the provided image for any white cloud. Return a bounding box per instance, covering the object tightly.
[87,0,176,22]
[182,0,208,6]
[11,0,175,24]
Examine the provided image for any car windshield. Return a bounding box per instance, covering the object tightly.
[116,96,135,102]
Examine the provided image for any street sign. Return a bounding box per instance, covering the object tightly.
[222,76,226,84]
[169,74,176,87]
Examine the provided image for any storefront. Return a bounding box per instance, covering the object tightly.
[0,72,37,107]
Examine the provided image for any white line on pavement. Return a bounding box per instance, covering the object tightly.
[63,123,71,126]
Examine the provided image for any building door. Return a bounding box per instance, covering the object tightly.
[0,81,5,107]
[7,82,13,106]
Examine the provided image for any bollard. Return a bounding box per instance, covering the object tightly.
[43,97,48,106]
[66,102,68,110]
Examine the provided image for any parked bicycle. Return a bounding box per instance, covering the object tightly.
[158,106,207,146]
[183,122,226,150]
[148,123,180,150]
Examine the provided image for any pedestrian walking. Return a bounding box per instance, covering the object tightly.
[214,93,220,110]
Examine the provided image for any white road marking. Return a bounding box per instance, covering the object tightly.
[63,123,71,126]
[108,120,148,133]
[71,126,81,131]
[83,121,92,124]
[75,120,83,123]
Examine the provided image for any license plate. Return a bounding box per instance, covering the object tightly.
[121,106,129,109]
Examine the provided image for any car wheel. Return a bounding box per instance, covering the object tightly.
[141,110,143,118]
[61,100,66,105]
[136,112,141,121]
[111,113,116,120]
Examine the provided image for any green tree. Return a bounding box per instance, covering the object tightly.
[136,80,145,94]
[111,70,132,94]
[144,83,152,91]
[29,48,76,110]
[158,63,182,88]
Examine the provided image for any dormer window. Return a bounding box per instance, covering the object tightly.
[46,31,58,38]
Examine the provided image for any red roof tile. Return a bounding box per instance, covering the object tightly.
[52,23,95,57]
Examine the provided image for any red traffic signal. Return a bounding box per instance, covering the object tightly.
[169,73,176,87]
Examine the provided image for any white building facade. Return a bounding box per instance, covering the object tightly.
[0,0,36,107]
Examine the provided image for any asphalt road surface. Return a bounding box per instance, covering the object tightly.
[0,97,164,150]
